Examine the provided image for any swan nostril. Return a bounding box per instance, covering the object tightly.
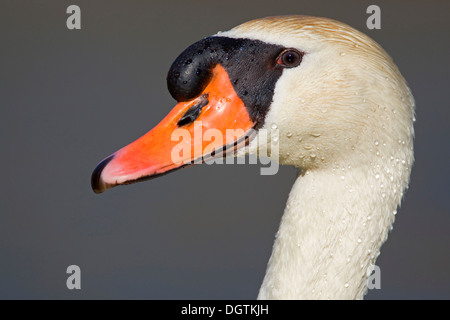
[177,94,209,127]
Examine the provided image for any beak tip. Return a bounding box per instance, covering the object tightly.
[91,154,116,194]
[92,182,109,194]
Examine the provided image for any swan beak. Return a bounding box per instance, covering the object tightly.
[91,65,255,193]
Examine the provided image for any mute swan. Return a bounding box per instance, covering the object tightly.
[91,16,415,299]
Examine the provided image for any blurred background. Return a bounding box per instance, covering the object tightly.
[0,0,449,299]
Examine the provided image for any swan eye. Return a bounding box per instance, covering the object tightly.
[277,49,303,68]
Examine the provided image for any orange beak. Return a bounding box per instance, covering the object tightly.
[91,65,255,193]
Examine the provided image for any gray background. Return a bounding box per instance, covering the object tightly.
[1,0,449,299]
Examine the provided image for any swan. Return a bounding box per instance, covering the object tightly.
[91,15,415,299]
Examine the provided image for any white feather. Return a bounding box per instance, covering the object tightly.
[223,16,415,299]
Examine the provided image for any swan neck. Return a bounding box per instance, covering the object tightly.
[258,164,403,299]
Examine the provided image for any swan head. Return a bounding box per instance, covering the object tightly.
[92,15,414,193]
[226,16,415,171]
